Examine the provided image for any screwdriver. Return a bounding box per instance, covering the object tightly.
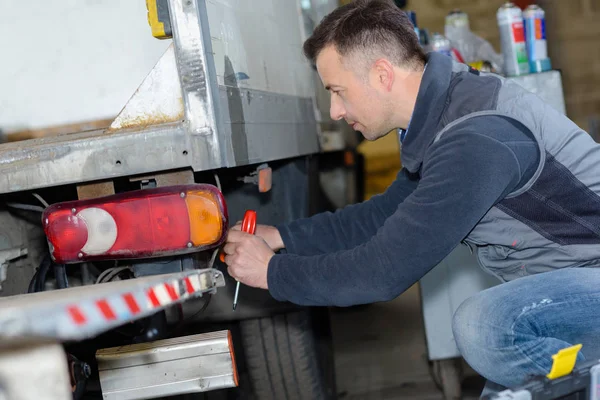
[220,210,257,311]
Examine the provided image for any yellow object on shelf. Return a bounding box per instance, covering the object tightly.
[546,344,582,380]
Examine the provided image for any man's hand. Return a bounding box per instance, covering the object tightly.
[230,222,285,252]
[223,230,275,289]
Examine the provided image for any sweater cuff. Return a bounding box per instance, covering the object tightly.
[275,224,297,254]
[267,254,287,302]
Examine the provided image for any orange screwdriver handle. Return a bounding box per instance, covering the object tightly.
[220,210,257,262]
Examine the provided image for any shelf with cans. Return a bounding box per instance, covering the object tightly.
[406,2,551,77]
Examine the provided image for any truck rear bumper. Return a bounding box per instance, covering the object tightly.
[97,330,238,399]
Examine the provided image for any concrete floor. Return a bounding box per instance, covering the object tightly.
[330,284,485,400]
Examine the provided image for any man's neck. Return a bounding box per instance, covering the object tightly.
[391,66,425,129]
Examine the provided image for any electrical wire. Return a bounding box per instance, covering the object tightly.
[96,266,131,284]
[95,266,131,284]
[11,193,49,213]
[171,293,213,335]
[36,255,52,292]
[32,193,49,208]
[54,263,69,289]
[213,173,221,191]
[6,203,45,213]
[29,255,69,292]
[29,255,52,292]
[187,293,212,318]
[102,267,132,283]
[27,268,40,293]
[95,268,113,284]
[208,247,219,269]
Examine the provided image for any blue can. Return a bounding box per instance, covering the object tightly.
[523,5,552,73]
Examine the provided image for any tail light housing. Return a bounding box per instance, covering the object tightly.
[42,184,228,264]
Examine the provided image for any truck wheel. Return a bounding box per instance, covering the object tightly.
[240,309,335,400]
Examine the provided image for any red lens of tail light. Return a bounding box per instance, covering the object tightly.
[43,184,228,264]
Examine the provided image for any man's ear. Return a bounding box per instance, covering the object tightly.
[372,59,395,92]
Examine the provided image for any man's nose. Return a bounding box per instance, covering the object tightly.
[330,97,346,121]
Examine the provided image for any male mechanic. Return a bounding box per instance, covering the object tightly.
[222,0,600,390]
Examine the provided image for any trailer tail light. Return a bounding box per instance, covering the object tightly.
[42,184,228,264]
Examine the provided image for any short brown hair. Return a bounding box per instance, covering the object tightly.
[303,0,425,71]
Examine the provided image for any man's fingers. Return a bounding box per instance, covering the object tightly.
[227,266,239,280]
[223,242,236,256]
[224,251,241,268]
[227,265,235,277]
[227,229,253,242]
[224,253,235,269]
[226,262,243,280]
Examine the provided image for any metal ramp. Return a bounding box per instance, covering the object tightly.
[0,268,225,343]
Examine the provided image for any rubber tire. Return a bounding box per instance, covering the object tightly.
[239,309,335,400]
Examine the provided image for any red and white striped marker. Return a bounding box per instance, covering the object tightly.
[66,273,206,327]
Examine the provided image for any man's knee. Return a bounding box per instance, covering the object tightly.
[451,291,509,387]
[451,291,512,365]
[451,289,532,387]
[452,293,486,353]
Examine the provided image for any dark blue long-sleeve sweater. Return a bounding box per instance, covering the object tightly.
[266,57,540,307]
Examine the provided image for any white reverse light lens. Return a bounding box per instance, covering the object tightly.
[77,208,118,255]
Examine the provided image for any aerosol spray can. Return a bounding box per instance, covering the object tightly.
[445,9,470,31]
[523,4,552,73]
[430,33,452,58]
[497,2,529,77]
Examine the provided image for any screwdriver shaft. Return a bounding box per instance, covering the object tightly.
[232,281,241,310]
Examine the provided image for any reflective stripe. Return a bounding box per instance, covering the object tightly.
[97,300,117,321]
[68,306,86,325]
[123,293,141,315]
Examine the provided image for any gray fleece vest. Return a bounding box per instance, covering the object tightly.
[413,54,600,282]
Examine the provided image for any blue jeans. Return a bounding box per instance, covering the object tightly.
[452,267,600,391]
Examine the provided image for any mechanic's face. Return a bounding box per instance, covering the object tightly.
[316,45,395,141]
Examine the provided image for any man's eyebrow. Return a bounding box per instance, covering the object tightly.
[325,85,342,91]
